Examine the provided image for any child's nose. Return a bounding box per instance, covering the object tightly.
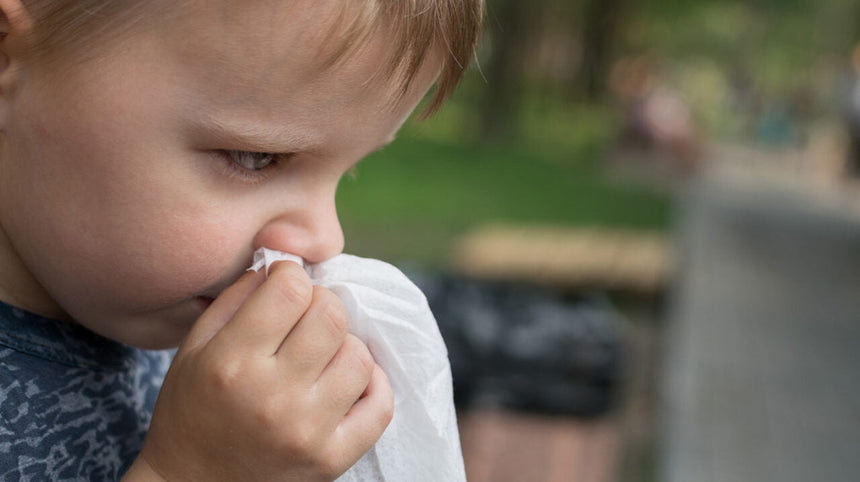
[253,197,344,264]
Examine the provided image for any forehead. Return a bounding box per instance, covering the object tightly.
[162,0,412,104]
[107,0,441,153]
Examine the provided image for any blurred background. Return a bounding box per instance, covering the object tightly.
[337,0,860,480]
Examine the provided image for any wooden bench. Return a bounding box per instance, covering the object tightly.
[451,224,673,294]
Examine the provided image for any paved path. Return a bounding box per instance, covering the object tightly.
[661,174,860,481]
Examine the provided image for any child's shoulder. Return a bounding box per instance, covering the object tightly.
[0,301,171,479]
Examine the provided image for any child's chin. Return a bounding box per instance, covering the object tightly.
[127,306,200,350]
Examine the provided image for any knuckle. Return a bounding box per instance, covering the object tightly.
[205,355,243,394]
[378,394,395,428]
[271,263,313,309]
[327,337,375,410]
[280,417,321,458]
[316,288,349,339]
[344,335,374,376]
[372,367,394,429]
[252,396,282,429]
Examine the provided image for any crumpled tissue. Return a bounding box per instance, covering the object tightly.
[249,248,466,482]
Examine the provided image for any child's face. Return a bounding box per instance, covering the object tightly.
[0,0,439,348]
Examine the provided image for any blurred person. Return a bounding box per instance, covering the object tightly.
[611,56,704,176]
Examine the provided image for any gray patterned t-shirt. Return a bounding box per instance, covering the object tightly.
[0,301,172,480]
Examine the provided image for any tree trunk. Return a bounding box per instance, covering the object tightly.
[479,0,533,143]
[577,0,627,101]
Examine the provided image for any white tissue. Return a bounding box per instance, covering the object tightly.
[249,248,466,482]
[248,249,303,274]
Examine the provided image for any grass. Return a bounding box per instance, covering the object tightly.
[336,98,673,267]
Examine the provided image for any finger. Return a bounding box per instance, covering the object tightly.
[182,269,265,353]
[215,260,313,356]
[312,334,376,419]
[276,286,350,381]
[335,365,394,455]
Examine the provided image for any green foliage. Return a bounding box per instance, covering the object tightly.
[337,0,860,265]
[337,93,671,265]
[615,0,860,144]
[633,0,858,90]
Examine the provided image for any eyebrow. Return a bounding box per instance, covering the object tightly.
[199,119,397,156]
[200,118,322,153]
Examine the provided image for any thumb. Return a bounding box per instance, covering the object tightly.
[179,269,265,353]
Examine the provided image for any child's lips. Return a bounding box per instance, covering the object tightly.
[194,266,250,311]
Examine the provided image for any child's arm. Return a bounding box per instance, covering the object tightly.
[123,261,393,481]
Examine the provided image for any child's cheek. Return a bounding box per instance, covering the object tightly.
[111,216,240,307]
[47,187,241,316]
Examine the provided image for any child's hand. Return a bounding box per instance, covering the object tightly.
[125,261,393,481]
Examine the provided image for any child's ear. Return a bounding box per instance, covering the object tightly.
[0,0,31,129]
[0,0,31,70]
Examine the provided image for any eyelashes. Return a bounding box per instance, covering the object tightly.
[211,149,362,185]
[214,149,291,184]
[226,150,277,171]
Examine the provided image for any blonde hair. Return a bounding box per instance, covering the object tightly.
[21,0,483,115]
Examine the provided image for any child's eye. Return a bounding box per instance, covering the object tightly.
[226,150,276,171]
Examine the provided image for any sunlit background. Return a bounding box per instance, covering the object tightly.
[338,1,860,480]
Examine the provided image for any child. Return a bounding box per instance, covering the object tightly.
[0,0,482,479]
